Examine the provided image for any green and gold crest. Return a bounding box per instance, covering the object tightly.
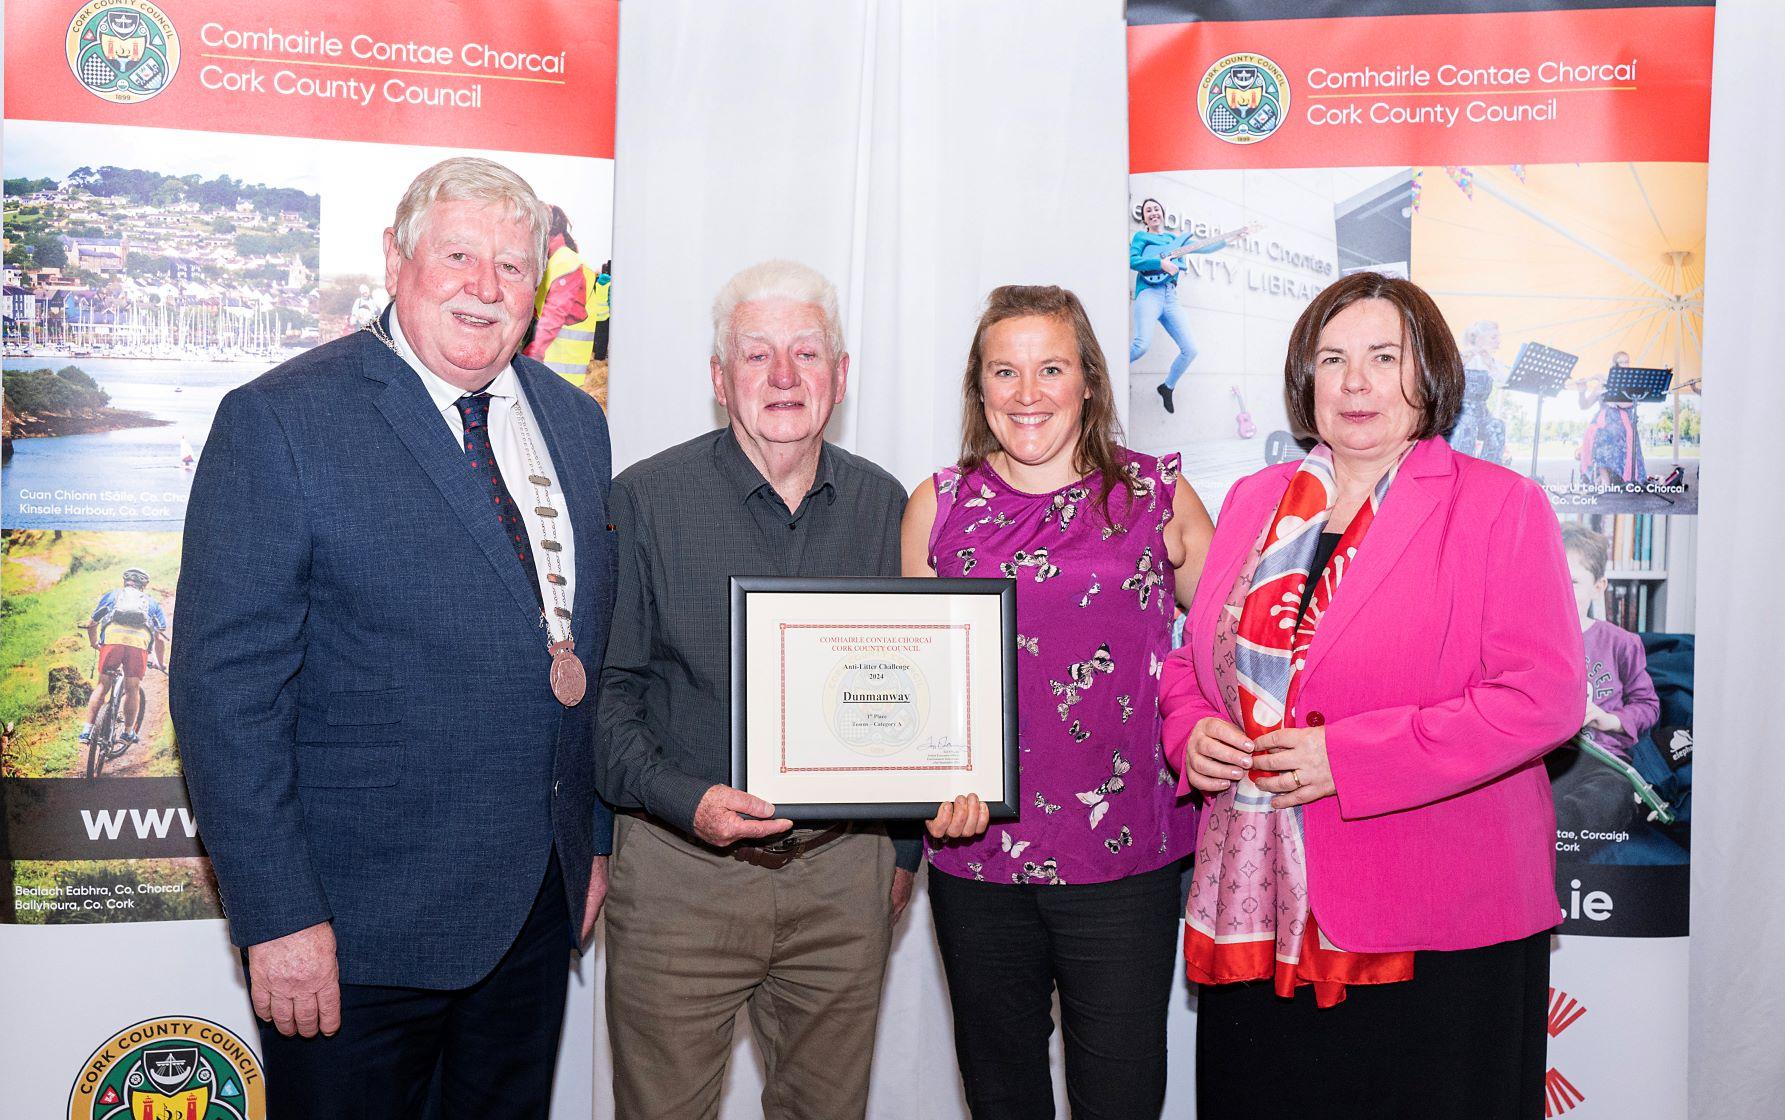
[68,1019,263,1120]
[65,1,181,104]
[1197,53,1290,146]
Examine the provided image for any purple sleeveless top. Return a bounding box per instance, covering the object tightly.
[925,449,1196,885]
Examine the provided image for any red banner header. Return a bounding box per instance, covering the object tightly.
[4,0,616,159]
[1129,6,1712,172]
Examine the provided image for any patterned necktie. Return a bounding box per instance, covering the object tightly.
[455,392,543,608]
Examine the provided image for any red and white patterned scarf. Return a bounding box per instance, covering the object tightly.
[1184,444,1413,1007]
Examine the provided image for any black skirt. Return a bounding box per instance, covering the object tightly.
[1195,930,1552,1120]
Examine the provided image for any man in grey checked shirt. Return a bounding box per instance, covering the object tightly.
[597,259,920,1119]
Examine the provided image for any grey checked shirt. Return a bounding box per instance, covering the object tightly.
[596,427,919,868]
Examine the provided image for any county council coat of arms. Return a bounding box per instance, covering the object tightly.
[65,1,181,104]
[68,1017,264,1120]
[1197,52,1290,145]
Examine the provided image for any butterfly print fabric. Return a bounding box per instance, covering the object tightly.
[923,451,1197,885]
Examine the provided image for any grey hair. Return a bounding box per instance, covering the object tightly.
[390,157,549,276]
[711,259,846,361]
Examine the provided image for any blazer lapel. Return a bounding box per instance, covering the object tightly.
[1189,473,1285,701]
[1298,438,1453,686]
[513,361,604,646]
[363,333,543,627]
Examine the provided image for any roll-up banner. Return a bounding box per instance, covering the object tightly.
[1,2,617,1114]
[1127,3,1707,1116]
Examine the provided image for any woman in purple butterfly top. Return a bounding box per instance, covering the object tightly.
[901,284,1213,1120]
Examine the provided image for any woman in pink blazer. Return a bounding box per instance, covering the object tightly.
[1160,272,1584,1119]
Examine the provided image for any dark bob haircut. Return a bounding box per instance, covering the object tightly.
[1282,271,1465,441]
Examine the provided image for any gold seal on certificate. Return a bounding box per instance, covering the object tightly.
[730,576,1019,820]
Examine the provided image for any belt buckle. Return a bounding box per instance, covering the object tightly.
[735,843,797,870]
[734,823,845,870]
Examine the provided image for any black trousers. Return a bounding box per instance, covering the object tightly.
[927,860,1183,1120]
[1196,929,1552,1120]
[257,851,571,1119]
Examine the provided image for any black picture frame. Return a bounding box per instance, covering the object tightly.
[729,575,1020,821]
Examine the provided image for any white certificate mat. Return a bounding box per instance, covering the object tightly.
[731,577,1018,819]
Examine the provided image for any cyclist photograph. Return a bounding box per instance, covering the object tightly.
[81,566,168,760]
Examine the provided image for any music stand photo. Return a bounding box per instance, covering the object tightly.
[1604,365,1673,404]
[1504,342,1579,478]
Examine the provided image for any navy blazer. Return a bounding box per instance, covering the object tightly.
[171,325,615,989]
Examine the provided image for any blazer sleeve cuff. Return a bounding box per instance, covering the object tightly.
[1324,705,1420,820]
[221,889,333,951]
[1160,651,1222,780]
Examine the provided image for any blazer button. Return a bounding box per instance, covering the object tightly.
[552,780,562,796]
[1306,711,1326,727]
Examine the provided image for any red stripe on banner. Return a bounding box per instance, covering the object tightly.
[3,0,616,158]
[1129,6,1712,172]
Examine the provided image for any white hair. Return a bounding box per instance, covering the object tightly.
[1460,319,1499,352]
[390,157,549,276]
[711,260,846,361]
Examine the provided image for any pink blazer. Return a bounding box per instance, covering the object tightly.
[1161,437,1585,953]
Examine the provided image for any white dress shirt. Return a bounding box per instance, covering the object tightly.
[388,313,577,639]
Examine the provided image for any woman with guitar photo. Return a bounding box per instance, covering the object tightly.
[1129,198,1254,414]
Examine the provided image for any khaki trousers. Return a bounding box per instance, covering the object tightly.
[605,814,895,1120]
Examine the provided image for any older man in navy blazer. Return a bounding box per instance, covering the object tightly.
[173,157,614,1115]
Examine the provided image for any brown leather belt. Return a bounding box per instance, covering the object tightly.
[731,823,850,869]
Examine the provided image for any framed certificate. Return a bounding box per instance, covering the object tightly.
[729,575,1019,820]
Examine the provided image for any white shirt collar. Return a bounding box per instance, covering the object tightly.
[387,309,518,416]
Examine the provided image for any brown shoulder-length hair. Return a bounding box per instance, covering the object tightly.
[1283,272,1465,441]
[958,285,1126,512]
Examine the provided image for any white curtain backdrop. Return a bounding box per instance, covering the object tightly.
[1690,1,1785,1115]
[606,0,1133,486]
[598,2,1163,1117]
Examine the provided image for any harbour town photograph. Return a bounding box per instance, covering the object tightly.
[2,121,321,530]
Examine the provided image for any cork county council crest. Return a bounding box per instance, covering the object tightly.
[1197,53,1290,145]
[68,1017,264,1120]
[65,0,180,104]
